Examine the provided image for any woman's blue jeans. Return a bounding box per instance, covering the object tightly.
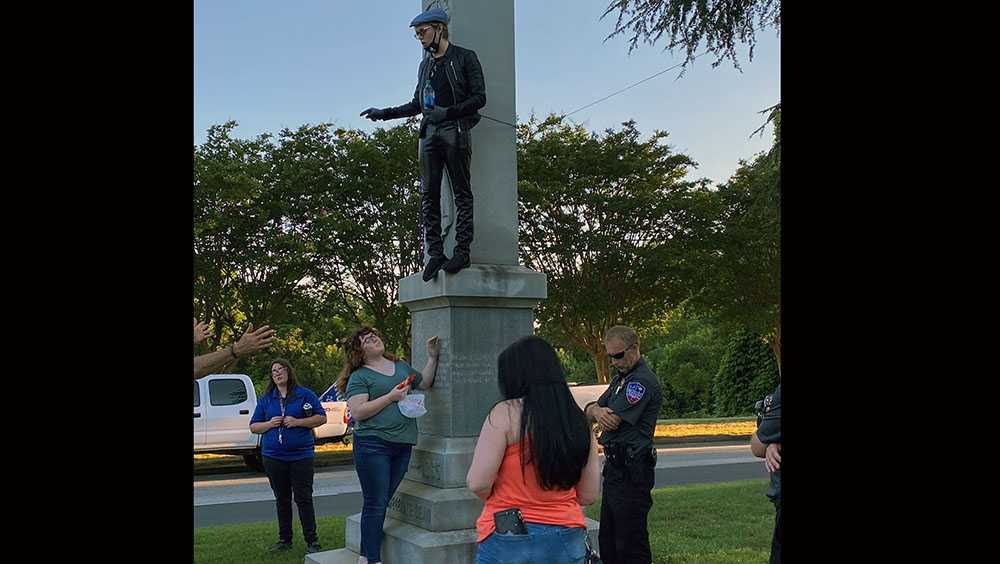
[352,434,413,563]
[476,523,587,564]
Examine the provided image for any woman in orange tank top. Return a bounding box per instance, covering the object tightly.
[467,336,601,563]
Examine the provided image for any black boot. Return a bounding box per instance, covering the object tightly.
[442,252,470,274]
[422,255,449,281]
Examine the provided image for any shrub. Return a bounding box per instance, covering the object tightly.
[712,328,779,416]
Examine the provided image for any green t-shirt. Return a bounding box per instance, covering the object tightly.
[345,360,424,445]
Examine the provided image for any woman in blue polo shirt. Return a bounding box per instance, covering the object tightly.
[249,358,327,555]
[333,326,439,564]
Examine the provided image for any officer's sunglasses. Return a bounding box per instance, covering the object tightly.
[414,26,435,39]
[608,343,635,360]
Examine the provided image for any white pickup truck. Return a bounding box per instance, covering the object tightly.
[193,374,353,471]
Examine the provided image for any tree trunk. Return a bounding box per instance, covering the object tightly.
[590,340,610,384]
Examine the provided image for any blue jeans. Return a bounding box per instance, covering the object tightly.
[352,434,413,563]
[476,523,587,564]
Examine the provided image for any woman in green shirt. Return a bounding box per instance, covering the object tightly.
[334,326,439,564]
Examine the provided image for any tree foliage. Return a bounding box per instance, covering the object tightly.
[194,120,423,390]
[193,122,315,355]
[712,327,779,416]
[602,0,781,70]
[644,311,733,417]
[517,115,716,383]
[305,120,423,355]
[689,109,780,369]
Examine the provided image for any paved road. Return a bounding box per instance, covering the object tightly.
[194,441,765,528]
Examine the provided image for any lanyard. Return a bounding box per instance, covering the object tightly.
[278,395,286,444]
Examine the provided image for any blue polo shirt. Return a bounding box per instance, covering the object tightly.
[250,385,323,461]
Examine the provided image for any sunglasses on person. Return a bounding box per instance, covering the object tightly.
[608,343,635,360]
[414,26,435,39]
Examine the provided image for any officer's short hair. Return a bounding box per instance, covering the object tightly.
[605,325,638,348]
[434,23,449,40]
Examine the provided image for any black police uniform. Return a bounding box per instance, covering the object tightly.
[756,384,781,564]
[591,357,662,564]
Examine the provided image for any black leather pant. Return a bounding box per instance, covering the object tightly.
[419,121,473,258]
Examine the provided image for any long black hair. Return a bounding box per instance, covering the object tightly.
[496,336,591,491]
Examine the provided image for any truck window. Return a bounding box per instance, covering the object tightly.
[209,378,248,406]
[194,380,201,407]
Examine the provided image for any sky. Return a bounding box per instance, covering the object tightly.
[194,0,780,186]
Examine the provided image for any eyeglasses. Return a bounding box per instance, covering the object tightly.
[414,26,434,39]
[608,343,635,360]
[361,333,381,344]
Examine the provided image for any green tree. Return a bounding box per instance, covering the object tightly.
[602,0,780,70]
[193,122,316,366]
[517,115,716,383]
[690,111,780,371]
[193,120,421,383]
[645,312,732,416]
[306,121,424,357]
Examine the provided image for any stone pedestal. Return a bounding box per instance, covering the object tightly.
[311,265,553,564]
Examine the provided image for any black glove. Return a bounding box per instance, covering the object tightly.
[360,107,388,121]
[423,105,449,124]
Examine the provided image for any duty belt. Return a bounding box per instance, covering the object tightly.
[604,444,654,467]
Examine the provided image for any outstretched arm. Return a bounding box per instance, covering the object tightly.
[193,324,276,379]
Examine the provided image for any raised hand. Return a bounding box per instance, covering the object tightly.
[233,324,277,357]
[194,318,211,344]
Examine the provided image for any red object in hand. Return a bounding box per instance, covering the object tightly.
[397,375,416,389]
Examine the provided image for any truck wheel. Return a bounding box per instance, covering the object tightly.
[243,452,264,472]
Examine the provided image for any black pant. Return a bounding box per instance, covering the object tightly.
[262,456,318,544]
[419,121,473,258]
[770,503,781,564]
[598,456,655,564]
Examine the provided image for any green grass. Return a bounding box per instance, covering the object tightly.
[585,479,774,563]
[194,479,773,563]
[194,516,346,564]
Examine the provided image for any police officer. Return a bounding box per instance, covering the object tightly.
[751,383,781,563]
[584,325,662,564]
[360,7,487,281]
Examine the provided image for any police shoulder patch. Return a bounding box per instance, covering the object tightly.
[625,381,646,405]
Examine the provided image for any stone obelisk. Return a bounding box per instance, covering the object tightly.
[310,1,597,562]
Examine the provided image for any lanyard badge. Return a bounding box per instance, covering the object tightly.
[278,397,286,444]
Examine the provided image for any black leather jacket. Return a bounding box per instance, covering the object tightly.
[384,43,486,138]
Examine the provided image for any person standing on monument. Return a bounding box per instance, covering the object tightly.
[334,327,440,564]
[583,325,662,564]
[468,336,601,564]
[249,358,327,555]
[360,7,486,282]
